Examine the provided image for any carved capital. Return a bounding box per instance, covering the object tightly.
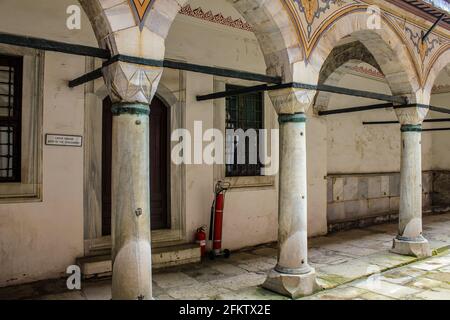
[102,61,162,104]
[394,105,429,125]
[268,88,316,115]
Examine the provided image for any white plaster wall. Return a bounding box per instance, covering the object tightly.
[165,0,282,249]
[307,115,328,236]
[325,73,433,174]
[0,52,86,286]
[0,0,95,286]
[0,0,96,46]
[184,72,215,245]
[430,92,450,170]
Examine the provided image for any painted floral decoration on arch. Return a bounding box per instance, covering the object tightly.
[294,0,346,37]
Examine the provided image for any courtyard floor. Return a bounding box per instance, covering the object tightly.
[1,213,450,300]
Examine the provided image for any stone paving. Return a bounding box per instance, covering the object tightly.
[1,213,450,300]
[304,250,450,300]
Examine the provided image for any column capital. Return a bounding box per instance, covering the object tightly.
[268,88,316,115]
[394,104,429,125]
[102,61,162,104]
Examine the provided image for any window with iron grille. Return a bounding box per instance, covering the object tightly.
[225,85,264,177]
[0,55,22,183]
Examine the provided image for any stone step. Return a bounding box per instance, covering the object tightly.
[77,244,201,279]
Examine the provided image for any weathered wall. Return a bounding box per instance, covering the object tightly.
[430,88,450,209]
[165,0,281,249]
[430,92,450,170]
[327,172,434,229]
[325,70,433,174]
[0,0,95,286]
[0,52,87,286]
[323,66,449,227]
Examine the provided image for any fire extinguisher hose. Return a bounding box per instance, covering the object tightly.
[209,198,216,241]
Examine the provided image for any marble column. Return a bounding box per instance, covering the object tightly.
[263,88,320,299]
[103,61,162,299]
[391,105,432,258]
[111,103,152,300]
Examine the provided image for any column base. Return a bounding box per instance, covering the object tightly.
[262,268,320,299]
[391,235,432,258]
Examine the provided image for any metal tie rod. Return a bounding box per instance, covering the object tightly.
[320,104,450,116]
[363,118,450,125]
[197,83,407,104]
[69,55,282,88]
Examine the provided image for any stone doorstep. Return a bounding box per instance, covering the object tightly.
[77,244,201,279]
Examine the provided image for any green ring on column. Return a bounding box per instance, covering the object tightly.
[278,113,306,124]
[401,124,422,132]
[111,103,150,116]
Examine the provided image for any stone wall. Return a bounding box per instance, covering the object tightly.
[327,171,439,232]
[432,171,450,212]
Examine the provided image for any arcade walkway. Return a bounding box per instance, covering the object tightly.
[2,213,450,300]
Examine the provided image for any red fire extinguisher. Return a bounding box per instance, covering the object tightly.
[209,181,231,260]
[195,226,207,257]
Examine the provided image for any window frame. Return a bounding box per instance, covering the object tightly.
[0,54,23,183]
[225,84,264,178]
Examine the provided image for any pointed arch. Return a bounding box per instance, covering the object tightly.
[311,10,420,103]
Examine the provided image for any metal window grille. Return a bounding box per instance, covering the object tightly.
[0,55,22,182]
[225,85,264,177]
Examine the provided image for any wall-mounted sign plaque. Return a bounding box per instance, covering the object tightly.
[45,134,83,147]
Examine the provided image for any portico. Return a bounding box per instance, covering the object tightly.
[0,0,449,301]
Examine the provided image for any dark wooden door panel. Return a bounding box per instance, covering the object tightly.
[149,97,169,230]
[102,97,169,236]
[101,97,113,236]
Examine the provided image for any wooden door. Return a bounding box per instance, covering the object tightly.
[149,97,169,230]
[102,97,169,236]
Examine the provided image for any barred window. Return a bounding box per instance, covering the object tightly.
[0,55,22,182]
[225,85,264,177]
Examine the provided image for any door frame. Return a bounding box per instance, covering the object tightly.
[83,61,187,256]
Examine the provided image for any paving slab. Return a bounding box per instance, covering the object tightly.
[309,248,353,265]
[207,273,266,291]
[423,270,450,283]
[380,268,426,285]
[359,251,416,268]
[2,213,450,301]
[316,258,382,285]
[406,277,450,290]
[216,286,289,300]
[82,280,111,300]
[250,247,277,257]
[352,279,421,299]
[183,266,227,283]
[153,272,199,289]
[413,288,450,300]
[359,291,394,300]
[237,258,275,273]
[303,286,367,300]
[320,243,382,257]
[208,263,248,276]
[37,291,86,300]
[166,282,231,300]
